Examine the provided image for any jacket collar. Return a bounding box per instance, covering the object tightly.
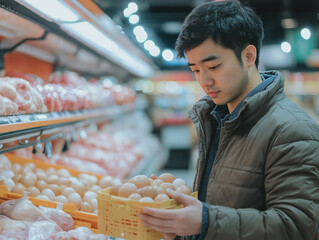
[189,70,285,130]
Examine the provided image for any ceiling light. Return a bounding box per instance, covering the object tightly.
[123,8,132,18]
[133,26,145,35]
[149,46,160,57]
[281,18,298,29]
[144,40,155,51]
[300,28,311,40]
[281,42,291,53]
[162,49,174,61]
[136,31,147,43]
[129,14,139,24]
[22,0,80,22]
[128,2,138,13]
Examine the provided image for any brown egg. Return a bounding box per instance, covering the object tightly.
[138,186,157,199]
[128,193,142,201]
[118,183,138,198]
[160,183,175,192]
[154,194,170,202]
[99,176,114,188]
[110,183,123,196]
[152,179,164,187]
[176,185,192,195]
[158,173,175,183]
[129,175,151,189]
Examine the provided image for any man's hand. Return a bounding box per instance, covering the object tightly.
[139,188,203,238]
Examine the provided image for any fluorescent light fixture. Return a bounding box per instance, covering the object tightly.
[281,18,298,29]
[64,21,152,77]
[162,49,174,61]
[281,41,291,53]
[136,31,147,43]
[128,2,138,13]
[123,8,132,18]
[129,15,139,24]
[300,28,311,40]
[133,26,145,35]
[144,40,155,51]
[23,0,80,22]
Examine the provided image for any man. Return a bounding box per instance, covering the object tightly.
[139,1,319,239]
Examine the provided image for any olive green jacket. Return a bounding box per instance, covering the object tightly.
[187,71,319,240]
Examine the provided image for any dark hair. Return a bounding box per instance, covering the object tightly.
[175,0,264,67]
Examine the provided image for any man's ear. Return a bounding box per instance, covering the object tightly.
[242,45,257,68]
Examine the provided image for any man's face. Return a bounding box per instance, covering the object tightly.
[186,38,250,109]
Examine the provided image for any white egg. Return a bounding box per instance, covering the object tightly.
[61,187,76,197]
[56,168,71,178]
[3,179,15,191]
[12,183,26,194]
[55,195,69,203]
[12,163,22,174]
[83,191,97,202]
[48,175,59,184]
[70,181,85,196]
[172,179,186,188]
[88,198,98,210]
[89,185,101,193]
[41,188,55,200]
[80,201,93,213]
[26,186,40,197]
[36,195,50,201]
[67,192,81,209]
[20,175,36,187]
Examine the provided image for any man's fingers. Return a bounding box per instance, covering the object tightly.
[141,220,176,234]
[166,189,196,206]
[140,213,175,228]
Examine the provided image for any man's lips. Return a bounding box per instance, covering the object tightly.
[207,91,220,98]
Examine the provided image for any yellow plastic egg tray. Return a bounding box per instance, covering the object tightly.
[97,187,198,240]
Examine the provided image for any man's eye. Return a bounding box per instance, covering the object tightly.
[209,64,221,70]
[192,70,199,73]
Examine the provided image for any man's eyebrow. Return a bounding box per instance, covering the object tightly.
[188,55,220,66]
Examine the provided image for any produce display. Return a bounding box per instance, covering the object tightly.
[0,154,123,213]
[0,192,108,240]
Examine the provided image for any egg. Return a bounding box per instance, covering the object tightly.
[128,193,142,201]
[99,176,114,188]
[160,183,175,193]
[12,174,22,183]
[154,186,165,195]
[55,195,69,203]
[158,173,175,183]
[139,197,154,202]
[83,191,97,202]
[12,163,22,174]
[89,185,102,193]
[26,186,40,197]
[176,185,192,195]
[36,195,50,201]
[48,184,61,196]
[172,179,186,188]
[35,171,47,182]
[61,187,76,197]
[67,192,81,209]
[138,186,157,199]
[110,183,123,196]
[56,177,71,186]
[70,181,86,196]
[2,179,15,191]
[36,180,48,191]
[41,188,55,200]
[89,198,98,210]
[48,175,59,184]
[129,175,151,189]
[88,175,98,185]
[19,175,36,187]
[118,183,138,198]
[154,194,170,202]
[12,183,26,194]
[24,163,36,170]
[45,167,56,175]
[152,179,164,187]
[56,168,71,178]
[80,201,93,213]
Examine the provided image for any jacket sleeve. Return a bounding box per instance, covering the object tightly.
[202,120,319,240]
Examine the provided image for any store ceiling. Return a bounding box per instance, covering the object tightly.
[94,0,319,70]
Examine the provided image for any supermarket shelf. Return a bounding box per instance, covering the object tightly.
[0,104,135,149]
